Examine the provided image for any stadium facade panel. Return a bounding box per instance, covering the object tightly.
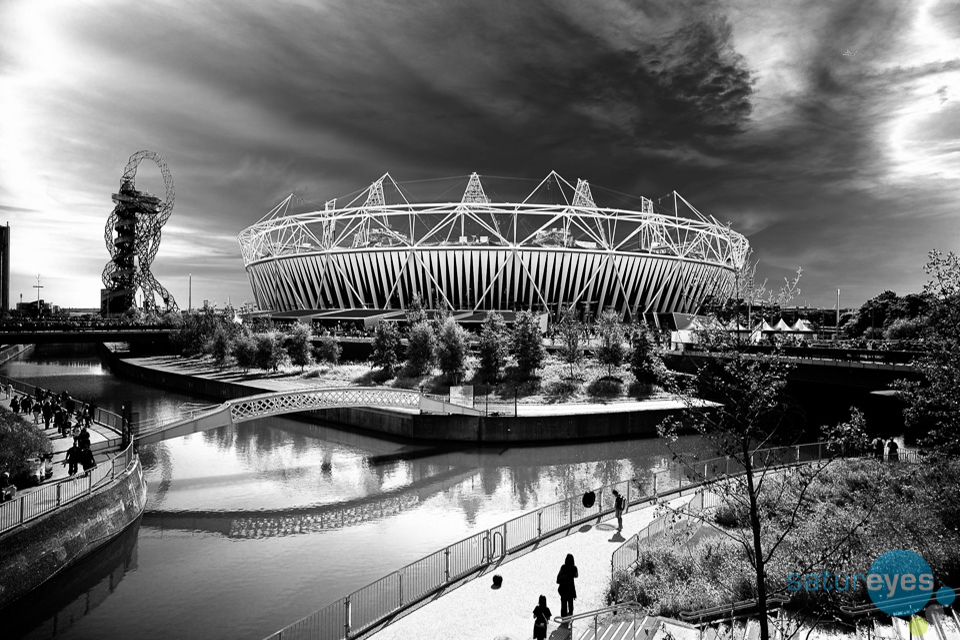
[238,173,749,319]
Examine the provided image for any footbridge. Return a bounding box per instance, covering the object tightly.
[132,387,481,445]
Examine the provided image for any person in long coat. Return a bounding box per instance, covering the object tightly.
[557,553,579,621]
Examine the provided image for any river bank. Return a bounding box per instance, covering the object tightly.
[100,345,694,444]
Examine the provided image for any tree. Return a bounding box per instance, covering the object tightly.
[895,250,960,457]
[437,317,468,383]
[371,320,402,375]
[254,331,288,372]
[658,338,872,640]
[512,310,545,379]
[595,309,626,377]
[406,321,437,376]
[477,312,508,383]
[232,333,257,372]
[314,335,341,365]
[284,323,314,372]
[209,325,234,370]
[405,294,428,328]
[558,306,583,378]
[629,323,666,389]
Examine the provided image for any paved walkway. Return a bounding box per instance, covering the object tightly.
[365,494,690,640]
[2,392,121,493]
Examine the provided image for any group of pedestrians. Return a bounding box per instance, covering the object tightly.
[4,384,100,480]
[531,553,580,639]
[872,437,900,462]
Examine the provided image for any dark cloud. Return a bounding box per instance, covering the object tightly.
[1,0,958,307]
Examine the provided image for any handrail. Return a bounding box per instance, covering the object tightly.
[554,600,643,624]
[0,439,137,536]
[554,601,644,640]
[680,595,790,624]
[263,442,845,640]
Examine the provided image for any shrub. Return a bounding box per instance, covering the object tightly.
[883,317,925,340]
[0,408,51,485]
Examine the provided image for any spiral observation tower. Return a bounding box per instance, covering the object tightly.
[101,150,179,315]
[237,172,749,320]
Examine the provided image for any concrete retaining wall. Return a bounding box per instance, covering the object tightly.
[99,345,677,444]
[0,458,147,609]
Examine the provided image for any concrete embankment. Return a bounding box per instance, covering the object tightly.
[98,345,686,444]
[0,457,146,609]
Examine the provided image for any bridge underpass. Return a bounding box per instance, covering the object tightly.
[133,387,481,446]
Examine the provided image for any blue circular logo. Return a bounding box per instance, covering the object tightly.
[867,550,934,615]
[938,585,956,607]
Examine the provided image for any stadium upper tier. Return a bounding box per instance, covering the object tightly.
[237,172,750,318]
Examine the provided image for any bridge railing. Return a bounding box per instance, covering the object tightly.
[132,403,224,440]
[0,440,137,536]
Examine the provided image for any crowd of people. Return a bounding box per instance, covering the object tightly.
[1,384,101,500]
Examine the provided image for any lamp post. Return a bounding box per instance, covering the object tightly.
[188,273,192,312]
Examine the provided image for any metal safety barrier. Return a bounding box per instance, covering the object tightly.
[0,440,137,536]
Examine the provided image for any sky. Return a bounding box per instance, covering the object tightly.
[0,0,958,311]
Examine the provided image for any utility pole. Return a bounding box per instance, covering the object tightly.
[188,273,192,311]
[32,274,43,317]
[835,288,840,341]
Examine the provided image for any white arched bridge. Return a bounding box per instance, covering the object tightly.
[133,387,481,446]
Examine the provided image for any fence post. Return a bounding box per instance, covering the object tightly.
[344,596,351,639]
[444,547,450,582]
[653,473,658,498]
[569,498,573,525]
[818,443,823,460]
[537,511,542,538]
[796,445,801,463]
[726,456,730,476]
[88,473,93,495]
[398,572,403,607]
[19,495,25,525]
[56,483,61,507]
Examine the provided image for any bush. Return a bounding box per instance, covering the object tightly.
[883,317,925,340]
[0,408,51,485]
[314,335,341,365]
[587,376,622,398]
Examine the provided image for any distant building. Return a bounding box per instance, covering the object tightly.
[17,299,58,319]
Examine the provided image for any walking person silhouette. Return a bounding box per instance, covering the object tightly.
[532,594,551,639]
[556,553,579,624]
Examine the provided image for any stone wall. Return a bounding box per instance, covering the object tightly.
[0,458,147,609]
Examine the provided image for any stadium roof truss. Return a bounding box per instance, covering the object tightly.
[237,172,750,317]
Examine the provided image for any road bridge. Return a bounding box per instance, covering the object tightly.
[0,327,173,344]
[133,387,481,446]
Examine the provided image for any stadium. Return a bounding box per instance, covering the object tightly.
[237,172,749,324]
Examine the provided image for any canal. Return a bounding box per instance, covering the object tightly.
[3,344,709,640]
